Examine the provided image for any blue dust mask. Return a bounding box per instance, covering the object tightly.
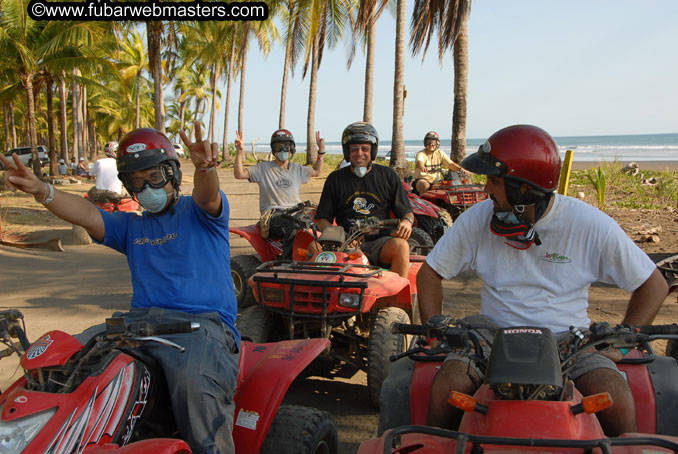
[137,186,169,213]
[276,151,290,162]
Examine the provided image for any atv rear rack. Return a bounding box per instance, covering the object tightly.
[383,425,678,454]
[252,260,384,321]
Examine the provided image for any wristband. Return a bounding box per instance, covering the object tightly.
[39,183,54,205]
[401,217,414,225]
[317,151,326,155]
[199,163,218,173]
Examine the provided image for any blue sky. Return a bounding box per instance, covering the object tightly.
[207,0,678,144]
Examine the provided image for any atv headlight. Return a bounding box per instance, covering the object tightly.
[0,408,56,454]
[262,287,285,303]
[338,293,361,308]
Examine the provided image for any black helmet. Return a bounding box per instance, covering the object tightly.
[117,128,182,194]
[270,129,296,157]
[341,122,379,161]
[424,131,440,144]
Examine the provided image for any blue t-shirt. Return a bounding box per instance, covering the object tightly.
[96,192,240,347]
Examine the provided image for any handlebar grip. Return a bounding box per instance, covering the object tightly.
[144,322,200,336]
[633,324,678,335]
[392,323,430,336]
[382,218,402,226]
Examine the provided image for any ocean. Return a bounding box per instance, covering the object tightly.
[253,133,678,162]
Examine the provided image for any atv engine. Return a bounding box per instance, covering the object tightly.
[485,327,563,400]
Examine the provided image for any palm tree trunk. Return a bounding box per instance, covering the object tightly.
[3,104,10,151]
[59,76,69,162]
[9,100,17,148]
[237,48,247,135]
[306,33,321,164]
[147,21,166,133]
[179,98,186,134]
[135,72,141,129]
[82,84,89,159]
[363,18,376,124]
[72,68,82,160]
[221,52,234,162]
[209,64,218,143]
[46,79,57,176]
[451,18,469,163]
[23,74,41,176]
[279,33,293,129]
[390,0,407,170]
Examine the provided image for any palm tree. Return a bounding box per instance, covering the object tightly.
[277,0,305,129]
[351,0,392,123]
[117,28,148,129]
[410,0,472,163]
[389,0,407,170]
[146,21,166,133]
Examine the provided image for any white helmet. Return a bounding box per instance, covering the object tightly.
[104,141,119,157]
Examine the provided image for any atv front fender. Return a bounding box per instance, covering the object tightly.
[229,225,278,263]
[233,338,330,453]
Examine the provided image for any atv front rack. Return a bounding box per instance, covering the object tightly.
[384,425,678,454]
[252,260,383,321]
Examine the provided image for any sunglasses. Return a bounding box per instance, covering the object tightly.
[271,142,294,154]
[121,166,171,193]
[425,140,439,146]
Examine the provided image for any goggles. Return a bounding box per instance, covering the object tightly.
[424,140,439,146]
[271,142,294,154]
[120,165,171,193]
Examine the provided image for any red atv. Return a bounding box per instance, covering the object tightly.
[0,309,338,454]
[360,319,678,453]
[237,217,425,408]
[84,190,140,213]
[416,170,488,220]
[401,180,452,247]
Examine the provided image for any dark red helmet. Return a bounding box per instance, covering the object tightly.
[462,125,561,192]
[341,122,379,161]
[270,129,296,157]
[424,131,440,144]
[117,128,181,193]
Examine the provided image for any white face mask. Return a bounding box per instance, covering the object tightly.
[353,166,368,178]
[137,186,169,213]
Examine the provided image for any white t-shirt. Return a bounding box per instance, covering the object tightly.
[248,161,312,213]
[426,195,656,333]
[89,157,123,194]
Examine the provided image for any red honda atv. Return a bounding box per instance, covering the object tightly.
[84,192,140,213]
[237,217,425,408]
[417,170,488,220]
[400,180,452,247]
[0,309,338,454]
[360,319,678,453]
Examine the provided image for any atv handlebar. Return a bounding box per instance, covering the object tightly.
[105,318,200,338]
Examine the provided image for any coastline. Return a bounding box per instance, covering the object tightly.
[570,160,678,171]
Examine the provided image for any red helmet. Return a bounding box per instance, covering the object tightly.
[462,125,561,192]
[341,122,379,161]
[104,141,118,157]
[117,128,182,193]
[270,129,296,157]
[424,131,440,144]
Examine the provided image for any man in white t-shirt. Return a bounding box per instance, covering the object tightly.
[234,129,324,259]
[88,141,125,201]
[417,124,668,436]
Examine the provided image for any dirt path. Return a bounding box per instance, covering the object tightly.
[1,162,677,453]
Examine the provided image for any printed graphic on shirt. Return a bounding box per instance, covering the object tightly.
[353,197,375,215]
[275,178,292,189]
[541,251,571,263]
[133,233,177,246]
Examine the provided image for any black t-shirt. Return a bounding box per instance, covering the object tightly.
[316,164,412,239]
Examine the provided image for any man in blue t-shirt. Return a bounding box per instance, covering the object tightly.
[0,122,239,454]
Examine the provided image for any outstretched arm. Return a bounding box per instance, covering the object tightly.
[180,121,221,217]
[622,268,668,325]
[233,130,250,180]
[417,262,445,323]
[1,153,105,241]
[311,131,325,177]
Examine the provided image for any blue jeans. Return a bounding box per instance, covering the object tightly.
[78,307,239,454]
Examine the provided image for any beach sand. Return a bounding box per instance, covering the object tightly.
[570,160,678,171]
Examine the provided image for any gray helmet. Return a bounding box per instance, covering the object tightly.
[341,122,379,161]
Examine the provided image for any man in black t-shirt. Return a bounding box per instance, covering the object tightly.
[315,122,414,278]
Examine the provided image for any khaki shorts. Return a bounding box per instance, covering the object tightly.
[444,314,618,380]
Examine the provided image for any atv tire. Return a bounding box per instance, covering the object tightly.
[367,307,410,408]
[236,305,273,343]
[261,405,338,454]
[415,211,452,244]
[408,226,434,255]
[667,340,678,360]
[231,255,261,309]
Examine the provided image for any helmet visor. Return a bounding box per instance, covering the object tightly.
[461,141,508,176]
[120,165,171,193]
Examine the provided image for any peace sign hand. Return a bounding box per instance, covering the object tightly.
[234,130,245,155]
[315,131,325,154]
[0,153,43,196]
[179,121,219,170]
